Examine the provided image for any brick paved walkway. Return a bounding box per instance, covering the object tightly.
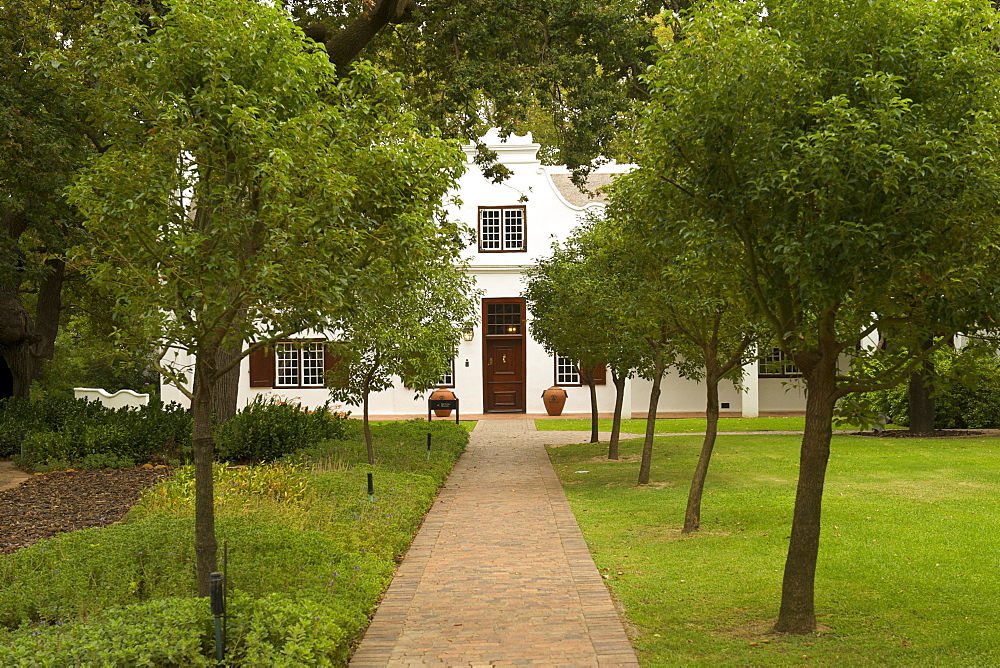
[349,419,639,667]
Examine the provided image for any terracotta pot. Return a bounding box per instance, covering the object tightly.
[429,388,457,417]
[542,386,568,416]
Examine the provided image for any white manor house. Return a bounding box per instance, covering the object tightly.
[161,131,808,417]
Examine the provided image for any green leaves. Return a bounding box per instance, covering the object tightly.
[633,0,1000,367]
[62,0,465,373]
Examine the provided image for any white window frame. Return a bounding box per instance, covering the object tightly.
[437,359,455,387]
[275,341,326,388]
[478,206,526,252]
[555,354,581,386]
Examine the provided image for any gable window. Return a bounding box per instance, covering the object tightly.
[555,355,580,386]
[759,348,801,377]
[478,206,526,252]
[248,340,335,389]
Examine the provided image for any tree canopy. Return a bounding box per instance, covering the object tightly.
[634,0,1000,633]
[327,256,478,462]
[61,0,467,593]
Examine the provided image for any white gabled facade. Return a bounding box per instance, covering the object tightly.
[161,131,808,416]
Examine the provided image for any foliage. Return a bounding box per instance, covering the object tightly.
[523,215,644,383]
[54,0,467,589]
[0,591,362,667]
[0,396,191,463]
[0,421,468,663]
[326,257,477,460]
[548,432,1000,664]
[1,396,357,468]
[286,0,665,179]
[214,397,354,463]
[634,0,1000,631]
[59,0,466,382]
[0,0,96,397]
[33,327,159,402]
[838,342,1000,430]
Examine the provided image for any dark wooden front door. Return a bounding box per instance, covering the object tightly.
[483,298,526,413]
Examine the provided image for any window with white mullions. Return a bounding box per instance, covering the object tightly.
[478,206,526,252]
[276,342,326,387]
[276,343,300,387]
[437,359,455,387]
[759,347,801,377]
[300,343,325,386]
[555,355,580,385]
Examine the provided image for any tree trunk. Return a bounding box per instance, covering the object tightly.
[908,352,935,433]
[2,347,37,399]
[682,368,720,534]
[587,374,599,443]
[0,284,36,398]
[774,350,838,634]
[0,258,65,398]
[609,369,626,460]
[211,344,241,424]
[638,365,664,485]
[191,355,219,597]
[306,0,416,76]
[363,387,374,466]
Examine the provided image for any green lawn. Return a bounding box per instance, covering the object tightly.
[547,433,1000,665]
[536,415,862,433]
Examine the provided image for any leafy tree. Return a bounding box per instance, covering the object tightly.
[0,0,98,398]
[606,177,763,533]
[326,258,478,463]
[289,0,668,178]
[61,0,464,595]
[636,0,1000,632]
[523,221,643,454]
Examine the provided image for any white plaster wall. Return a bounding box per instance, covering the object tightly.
[74,387,150,409]
[629,371,747,415]
[758,377,807,412]
[162,132,782,417]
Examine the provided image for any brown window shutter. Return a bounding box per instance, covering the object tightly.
[323,344,344,388]
[248,346,275,388]
[580,364,608,385]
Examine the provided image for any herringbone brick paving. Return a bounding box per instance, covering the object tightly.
[349,419,639,667]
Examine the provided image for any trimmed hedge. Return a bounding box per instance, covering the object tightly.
[214,397,354,463]
[0,397,191,463]
[1,395,354,469]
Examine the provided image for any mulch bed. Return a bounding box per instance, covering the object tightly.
[0,467,173,555]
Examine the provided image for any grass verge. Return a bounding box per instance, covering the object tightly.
[547,432,1000,665]
[0,419,467,666]
[537,416,864,434]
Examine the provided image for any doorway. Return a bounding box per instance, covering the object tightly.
[482,298,526,413]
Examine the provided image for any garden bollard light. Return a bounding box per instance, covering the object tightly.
[427,433,431,461]
[367,472,374,503]
[209,572,225,664]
